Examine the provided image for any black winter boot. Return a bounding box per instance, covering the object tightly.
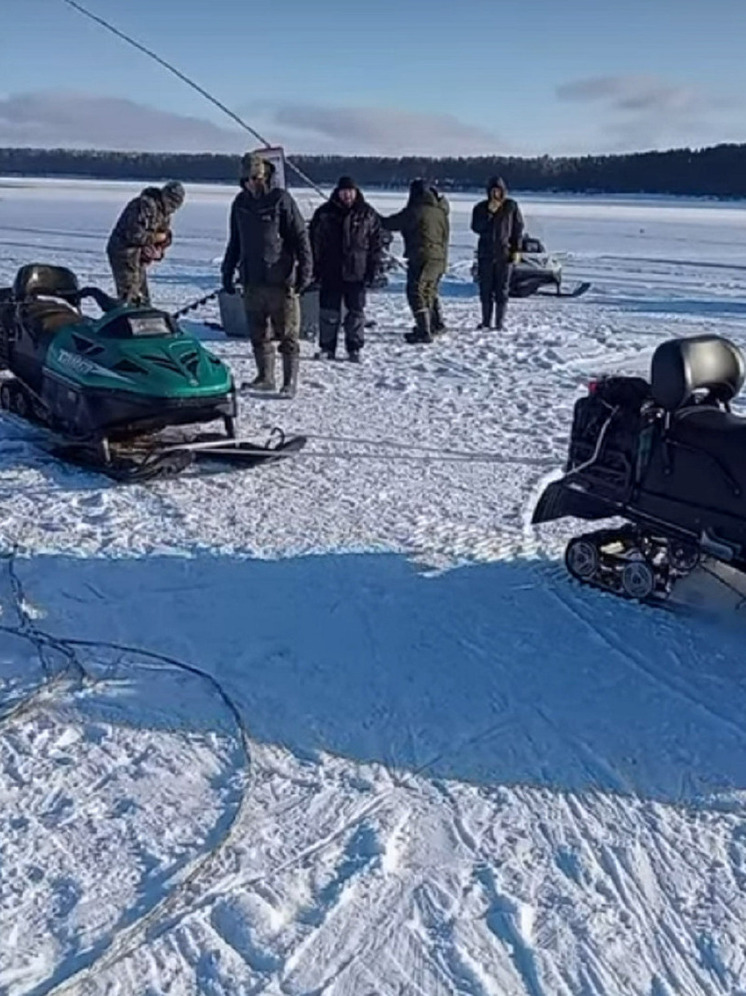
[431,298,447,336]
[404,310,433,344]
[478,299,493,329]
[279,353,299,398]
[250,345,276,391]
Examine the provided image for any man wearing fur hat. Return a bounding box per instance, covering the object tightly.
[106,180,185,306]
[470,176,524,330]
[309,176,384,361]
[221,153,312,397]
[382,178,450,344]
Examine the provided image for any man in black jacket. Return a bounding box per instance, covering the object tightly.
[309,176,384,361]
[221,153,313,397]
[106,180,185,305]
[471,176,524,330]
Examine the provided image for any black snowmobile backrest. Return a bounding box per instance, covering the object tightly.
[13,264,79,301]
[651,335,745,411]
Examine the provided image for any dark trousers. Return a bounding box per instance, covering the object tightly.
[319,281,366,354]
[478,259,512,328]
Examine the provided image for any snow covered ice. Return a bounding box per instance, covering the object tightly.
[2,178,746,994]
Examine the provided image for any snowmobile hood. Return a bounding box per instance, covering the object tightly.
[43,306,233,400]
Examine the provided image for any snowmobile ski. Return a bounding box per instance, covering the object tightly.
[536,280,591,299]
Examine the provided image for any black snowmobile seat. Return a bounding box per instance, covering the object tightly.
[21,298,81,337]
[651,334,745,411]
[13,265,83,338]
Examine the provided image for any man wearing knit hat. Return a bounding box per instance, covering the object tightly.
[221,152,312,397]
[106,180,185,306]
[470,176,524,330]
[308,175,384,361]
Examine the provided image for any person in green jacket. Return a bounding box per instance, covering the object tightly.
[382,179,449,343]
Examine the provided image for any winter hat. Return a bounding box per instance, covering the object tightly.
[162,180,185,209]
[409,178,426,199]
[487,175,507,196]
[336,175,356,190]
[240,153,269,182]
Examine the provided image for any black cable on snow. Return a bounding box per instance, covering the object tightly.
[0,544,255,996]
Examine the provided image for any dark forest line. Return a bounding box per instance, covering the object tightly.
[2,144,746,198]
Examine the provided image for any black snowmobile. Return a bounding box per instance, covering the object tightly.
[532,333,746,602]
[472,234,591,299]
[0,264,305,482]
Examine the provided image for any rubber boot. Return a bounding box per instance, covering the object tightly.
[431,298,447,336]
[250,345,276,391]
[404,310,433,344]
[316,308,340,359]
[279,353,299,398]
[478,298,493,330]
[494,301,507,331]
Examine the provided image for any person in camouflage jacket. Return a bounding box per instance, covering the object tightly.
[106,180,185,306]
[382,179,449,343]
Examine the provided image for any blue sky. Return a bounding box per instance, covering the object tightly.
[1,0,745,157]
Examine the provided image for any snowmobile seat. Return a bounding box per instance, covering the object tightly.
[651,335,745,412]
[13,264,80,303]
[21,298,81,338]
[521,235,545,254]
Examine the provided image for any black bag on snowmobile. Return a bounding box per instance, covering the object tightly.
[566,374,652,496]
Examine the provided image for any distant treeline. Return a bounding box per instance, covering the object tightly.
[3,144,746,198]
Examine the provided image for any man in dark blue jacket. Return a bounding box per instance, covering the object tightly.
[221,154,312,397]
[471,176,524,330]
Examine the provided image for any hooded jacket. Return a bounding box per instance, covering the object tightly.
[471,177,524,262]
[107,186,173,255]
[309,187,385,284]
[382,186,449,267]
[221,158,313,290]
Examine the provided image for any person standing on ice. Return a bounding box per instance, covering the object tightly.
[309,176,385,362]
[471,176,524,330]
[106,180,185,306]
[221,153,312,398]
[382,179,449,344]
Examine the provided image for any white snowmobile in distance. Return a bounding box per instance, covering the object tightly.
[471,233,591,299]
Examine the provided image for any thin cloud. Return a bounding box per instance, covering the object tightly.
[0,91,247,153]
[556,74,743,151]
[252,103,503,156]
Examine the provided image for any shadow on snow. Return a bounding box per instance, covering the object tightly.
[11,550,746,808]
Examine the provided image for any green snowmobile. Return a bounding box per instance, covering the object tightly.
[0,264,305,481]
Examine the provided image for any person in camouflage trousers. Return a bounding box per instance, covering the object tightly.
[221,153,312,398]
[106,180,185,306]
[382,179,450,344]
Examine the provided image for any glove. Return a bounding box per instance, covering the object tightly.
[221,273,235,294]
[141,244,162,263]
[511,251,521,264]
